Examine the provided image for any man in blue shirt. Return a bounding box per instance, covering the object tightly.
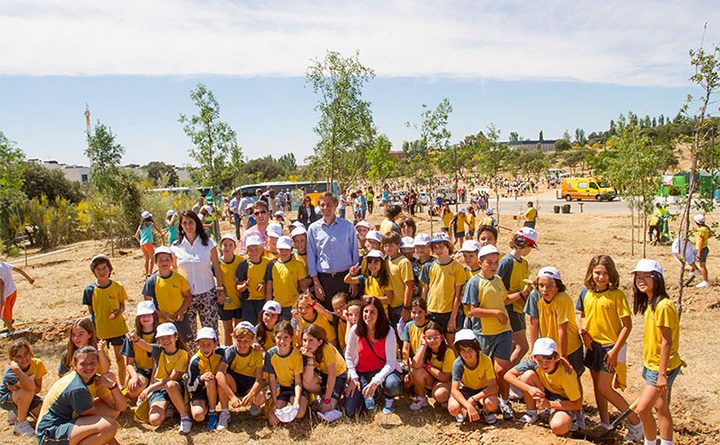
[307,192,359,310]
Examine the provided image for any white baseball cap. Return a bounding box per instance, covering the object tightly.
[154,246,173,258]
[291,227,307,238]
[136,301,156,316]
[245,234,263,247]
[220,233,237,244]
[275,404,299,423]
[431,232,451,243]
[267,224,284,238]
[245,203,255,210]
[166,209,176,217]
[516,227,539,249]
[355,220,371,229]
[203,205,213,213]
[458,207,466,213]
[196,327,217,341]
[413,233,432,247]
[262,300,282,315]
[537,266,561,280]
[532,337,558,356]
[156,322,178,338]
[631,259,663,275]
[365,249,385,260]
[274,211,285,218]
[277,236,293,250]
[236,320,257,335]
[693,214,705,224]
[478,244,499,257]
[141,211,152,219]
[400,236,414,250]
[290,221,305,230]
[486,208,494,215]
[366,230,383,243]
[460,240,481,253]
[453,329,478,345]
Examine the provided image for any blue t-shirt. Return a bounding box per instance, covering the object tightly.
[36,372,94,437]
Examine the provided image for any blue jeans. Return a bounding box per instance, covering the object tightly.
[339,208,346,219]
[344,370,402,417]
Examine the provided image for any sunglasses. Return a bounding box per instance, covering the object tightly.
[254,211,267,216]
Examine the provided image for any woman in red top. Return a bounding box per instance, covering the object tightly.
[344,297,401,416]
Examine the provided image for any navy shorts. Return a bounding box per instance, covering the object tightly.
[0,393,43,413]
[454,231,465,239]
[459,385,486,401]
[319,371,348,401]
[567,347,585,377]
[479,330,512,361]
[228,371,256,396]
[149,383,186,406]
[135,367,152,380]
[507,308,526,332]
[37,421,75,445]
[217,304,242,322]
[428,311,463,332]
[103,335,125,347]
[699,247,709,262]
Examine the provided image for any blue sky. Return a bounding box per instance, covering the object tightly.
[0,1,718,166]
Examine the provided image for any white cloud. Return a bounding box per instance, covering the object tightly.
[0,0,717,86]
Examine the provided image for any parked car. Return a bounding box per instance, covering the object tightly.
[418,192,430,206]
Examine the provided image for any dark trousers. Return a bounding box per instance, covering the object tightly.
[233,213,241,239]
[317,271,350,311]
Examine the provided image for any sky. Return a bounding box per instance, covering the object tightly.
[0,0,718,166]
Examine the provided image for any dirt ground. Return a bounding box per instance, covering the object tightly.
[1,205,719,445]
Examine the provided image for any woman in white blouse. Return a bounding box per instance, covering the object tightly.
[170,210,225,347]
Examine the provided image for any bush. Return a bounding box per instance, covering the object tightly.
[23,196,82,250]
[668,185,682,196]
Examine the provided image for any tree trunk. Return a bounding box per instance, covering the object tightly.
[642,212,647,258]
[630,205,635,256]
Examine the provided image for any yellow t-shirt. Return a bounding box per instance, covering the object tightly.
[477,215,494,227]
[12,358,47,382]
[518,360,580,401]
[264,346,303,387]
[462,275,511,336]
[643,298,682,372]
[82,281,129,339]
[268,256,307,308]
[466,213,476,232]
[577,288,631,346]
[337,319,347,351]
[223,345,264,378]
[315,344,348,375]
[388,255,414,308]
[359,275,391,300]
[420,259,467,314]
[144,272,190,322]
[451,353,495,390]
[151,345,189,383]
[455,214,466,233]
[403,320,428,356]
[264,250,280,261]
[532,291,582,356]
[122,331,155,371]
[442,211,454,229]
[696,226,710,250]
[220,256,243,310]
[293,252,309,276]
[525,207,538,222]
[300,312,337,345]
[428,347,456,374]
[497,253,530,313]
[245,257,272,301]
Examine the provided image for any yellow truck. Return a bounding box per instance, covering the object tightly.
[561,177,617,201]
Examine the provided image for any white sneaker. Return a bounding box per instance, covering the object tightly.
[409,396,429,411]
[216,410,231,431]
[7,410,17,425]
[519,410,538,424]
[696,280,710,288]
[455,413,465,423]
[178,417,192,434]
[499,400,515,420]
[382,398,394,414]
[692,269,703,277]
[13,421,35,437]
[624,422,644,442]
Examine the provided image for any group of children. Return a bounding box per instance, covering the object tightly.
[0,206,690,445]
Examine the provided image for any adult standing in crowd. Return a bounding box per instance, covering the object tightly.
[366,187,375,215]
[229,189,242,240]
[380,204,402,236]
[307,192,359,310]
[297,195,319,228]
[171,210,225,342]
[239,200,270,255]
[524,201,537,229]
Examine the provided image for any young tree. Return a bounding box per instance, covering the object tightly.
[145,161,179,187]
[676,42,720,314]
[179,83,241,190]
[306,50,375,192]
[366,134,398,184]
[86,121,123,194]
[475,124,509,224]
[0,132,26,244]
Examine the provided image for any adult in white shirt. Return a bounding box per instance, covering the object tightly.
[171,210,225,344]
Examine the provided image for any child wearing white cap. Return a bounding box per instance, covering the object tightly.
[693,214,711,288]
[355,221,371,257]
[218,234,243,346]
[419,234,467,343]
[129,322,191,433]
[216,322,266,430]
[497,228,536,369]
[412,234,434,287]
[461,244,514,420]
[265,236,311,318]
[235,235,272,326]
[504,337,582,436]
[264,224,284,260]
[121,301,157,400]
[187,327,224,430]
[630,259,683,445]
[382,232,415,327]
[291,227,309,276]
[344,250,392,306]
[256,300,282,351]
